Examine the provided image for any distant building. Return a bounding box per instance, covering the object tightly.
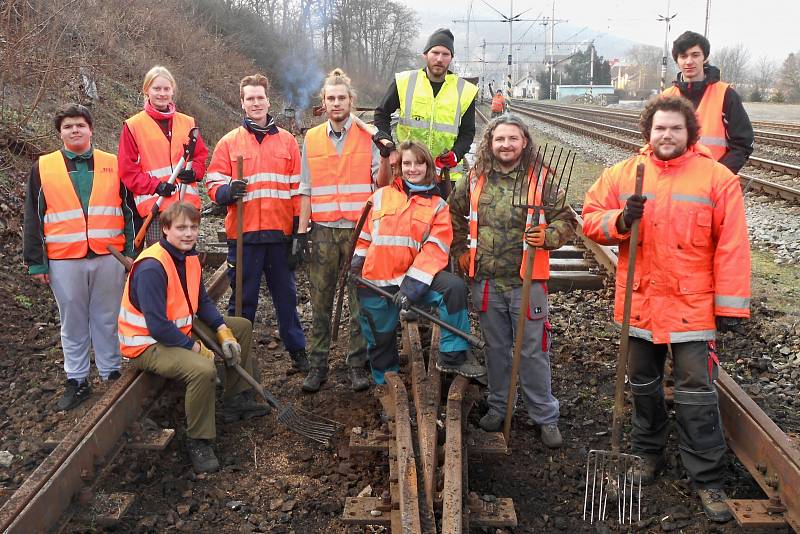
[512,73,539,99]
[556,84,615,100]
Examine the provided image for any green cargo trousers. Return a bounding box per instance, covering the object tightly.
[308,225,368,370]
[130,316,255,440]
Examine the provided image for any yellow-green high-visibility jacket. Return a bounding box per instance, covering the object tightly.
[396,69,478,182]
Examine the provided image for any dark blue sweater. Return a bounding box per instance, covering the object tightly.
[129,239,224,349]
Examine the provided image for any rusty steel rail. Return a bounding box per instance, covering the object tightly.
[0,371,164,532]
[571,206,800,531]
[441,376,470,533]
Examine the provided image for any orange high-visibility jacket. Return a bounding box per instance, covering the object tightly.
[124,111,199,217]
[118,242,201,358]
[467,166,551,280]
[206,126,301,239]
[663,82,729,161]
[582,144,750,344]
[491,93,505,113]
[354,178,451,288]
[303,123,374,223]
[39,149,125,260]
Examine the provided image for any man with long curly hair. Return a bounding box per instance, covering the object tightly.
[449,115,575,448]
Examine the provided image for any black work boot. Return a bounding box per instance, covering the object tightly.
[697,488,733,522]
[479,411,504,432]
[436,350,486,378]
[220,390,270,423]
[57,379,91,411]
[632,453,667,485]
[302,367,328,393]
[349,367,370,392]
[288,349,310,374]
[185,438,219,473]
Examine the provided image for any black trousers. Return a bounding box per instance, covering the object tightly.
[628,338,727,488]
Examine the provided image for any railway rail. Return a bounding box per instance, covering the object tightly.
[519,101,800,150]
[507,101,800,202]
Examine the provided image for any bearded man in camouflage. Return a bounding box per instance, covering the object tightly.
[449,115,575,448]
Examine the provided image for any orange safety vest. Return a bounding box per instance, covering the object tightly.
[467,167,550,280]
[124,111,199,217]
[663,82,729,161]
[303,122,374,223]
[581,146,751,344]
[491,93,505,112]
[354,179,451,288]
[117,242,200,358]
[206,126,301,239]
[39,149,125,260]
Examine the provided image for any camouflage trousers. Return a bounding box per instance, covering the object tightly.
[308,225,368,370]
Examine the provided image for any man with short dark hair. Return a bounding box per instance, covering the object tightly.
[374,28,478,190]
[582,94,751,523]
[663,30,753,174]
[24,104,135,410]
[205,74,307,365]
[118,202,267,473]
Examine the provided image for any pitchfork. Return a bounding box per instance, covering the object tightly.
[583,163,646,525]
[503,144,575,446]
[193,328,344,445]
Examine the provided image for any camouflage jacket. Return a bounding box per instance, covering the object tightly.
[449,167,576,293]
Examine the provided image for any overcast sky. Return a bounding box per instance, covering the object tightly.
[401,0,797,65]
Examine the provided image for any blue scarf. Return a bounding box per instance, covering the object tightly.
[403,179,436,192]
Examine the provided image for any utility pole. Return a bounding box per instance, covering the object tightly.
[657,1,677,91]
[453,2,562,101]
[704,0,711,38]
[589,43,594,93]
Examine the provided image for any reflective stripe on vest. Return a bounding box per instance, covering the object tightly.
[663,82,729,161]
[467,168,550,280]
[125,111,199,216]
[395,69,478,181]
[304,122,374,223]
[38,150,125,259]
[118,242,201,358]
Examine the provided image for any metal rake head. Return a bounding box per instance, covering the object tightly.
[276,405,344,445]
[512,143,576,212]
[583,449,643,525]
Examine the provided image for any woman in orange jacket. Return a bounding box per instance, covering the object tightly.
[117,65,209,244]
[350,141,485,384]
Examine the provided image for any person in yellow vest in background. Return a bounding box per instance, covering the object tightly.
[449,115,576,448]
[23,104,135,411]
[662,31,753,174]
[297,69,392,393]
[491,89,506,118]
[117,65,209,244]
[118,202,268,473]
[374,28,478,196]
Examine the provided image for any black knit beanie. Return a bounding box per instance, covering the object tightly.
[424,28,455,56]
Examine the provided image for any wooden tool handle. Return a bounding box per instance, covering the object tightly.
[234,156,244,317]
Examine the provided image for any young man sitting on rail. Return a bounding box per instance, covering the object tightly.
[118,202,268,473]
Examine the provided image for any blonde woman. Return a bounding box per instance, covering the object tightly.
[117,65,208,243]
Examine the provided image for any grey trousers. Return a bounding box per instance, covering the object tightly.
[49,254,126,380]
[628,338,727,488]
[472,279,559,424]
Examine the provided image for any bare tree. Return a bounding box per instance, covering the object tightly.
[777,51,800,103]
[712,44,750,86]
[750,55,777,93]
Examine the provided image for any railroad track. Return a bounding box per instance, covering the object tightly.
[517,101,800,150]
[507,101,800,202]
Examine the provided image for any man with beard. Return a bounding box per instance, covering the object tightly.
[582,95,750,523]
[296,68,392,392]
[374,28,478,192]
[449,115,575,448]
[662,31,753,173]
[205,74,306,364]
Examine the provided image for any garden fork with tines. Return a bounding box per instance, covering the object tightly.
[194,328,344,445]
[503,144,575,446]
[583,163,646,525]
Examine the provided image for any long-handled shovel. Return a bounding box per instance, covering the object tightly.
[234,156,244,317]
[192,327,343,445]
[351,274,485,349]
[503,144,575,446]
[583,163,646,525]
[134,127,199,249]
[331,200,372,343]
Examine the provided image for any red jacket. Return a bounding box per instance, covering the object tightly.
[582,144,750,344]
